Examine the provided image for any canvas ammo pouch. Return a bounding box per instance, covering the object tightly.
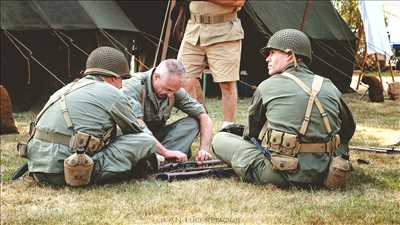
[16,121,37,158]
[70,131,106,154]
[324,156,352,189]
[271,154,299,173]
[262,130,300,172]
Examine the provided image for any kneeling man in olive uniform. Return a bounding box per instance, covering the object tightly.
[27,47,186,186]
[212,29,355,187]
[122,59,213,161]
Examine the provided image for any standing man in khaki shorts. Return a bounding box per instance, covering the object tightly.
[177,0,245,129]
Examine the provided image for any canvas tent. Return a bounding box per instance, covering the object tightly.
[118,0,356,94]
[1,0,138,110]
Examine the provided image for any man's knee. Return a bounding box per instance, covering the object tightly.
[123,133,156,149]
[211,132,236,156]
[219,81,237,93]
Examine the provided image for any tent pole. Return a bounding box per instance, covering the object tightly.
[375,53,383,84]
[356,24,367,90]
[388,57,395,82]
[161,0,176,61]
[154,0,172,67]
[299,0,312,31]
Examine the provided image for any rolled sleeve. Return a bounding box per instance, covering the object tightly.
[174,88,206,117]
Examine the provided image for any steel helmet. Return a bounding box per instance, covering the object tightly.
[84,46,130,78]
[260,29,312,64]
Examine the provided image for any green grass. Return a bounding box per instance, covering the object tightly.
[1,87,400,224]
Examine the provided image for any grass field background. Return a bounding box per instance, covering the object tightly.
[1,76,399,224]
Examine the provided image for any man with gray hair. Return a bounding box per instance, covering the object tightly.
[122,59,213,161]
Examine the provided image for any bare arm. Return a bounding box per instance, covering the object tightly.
[154,139,188,162]
[207,0,246,8]
[195,113,214,161]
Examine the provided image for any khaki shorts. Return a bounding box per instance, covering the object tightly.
[177,39,241,83]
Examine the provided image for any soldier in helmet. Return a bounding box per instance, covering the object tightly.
[122,59,213,162]
[26,46,186,186]
[212,29,356,187]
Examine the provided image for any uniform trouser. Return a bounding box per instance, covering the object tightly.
[152,117,199,157]
[212,132,289,187]
[33,132,157,186]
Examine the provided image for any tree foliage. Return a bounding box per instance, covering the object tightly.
[332,0,362,31]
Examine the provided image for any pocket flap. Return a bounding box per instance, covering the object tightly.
[270,130,283,145]
[271,155,298,172]
[282,133,297,149]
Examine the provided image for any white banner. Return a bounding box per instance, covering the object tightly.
[359,0,393,58]
[383,1,400,45]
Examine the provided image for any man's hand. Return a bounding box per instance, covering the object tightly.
[196,149,213,162]
[164,150,188,162]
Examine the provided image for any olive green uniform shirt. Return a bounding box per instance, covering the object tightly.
[27,76,145,174]
[213,63,355,185]
[243,63,355,184]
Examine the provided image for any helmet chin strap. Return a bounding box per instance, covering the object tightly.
[284,49,298,70]
[287,50,298,70]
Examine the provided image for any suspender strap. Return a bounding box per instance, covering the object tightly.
[313,95,332,134]
[60,94,74,129]
[35,80,96,126]
[258,121,269,140]
[281,72,332,135]
[299,76,323,135]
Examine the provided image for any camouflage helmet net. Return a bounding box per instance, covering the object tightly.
[84,46,130,78]
[260,29,312,64]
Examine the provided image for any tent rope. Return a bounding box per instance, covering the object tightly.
[52,30,72,77]
[3,30,32,84]
[100,29,124,53]
[140,31,179,52]
[56,31,89,56]
[238,80,257,90]
[100,29,150,70]
[133,56,150,70]
[3,30,66,86]
[314,41,356,65]
[313,53,353,80]
[101,29,130,55]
